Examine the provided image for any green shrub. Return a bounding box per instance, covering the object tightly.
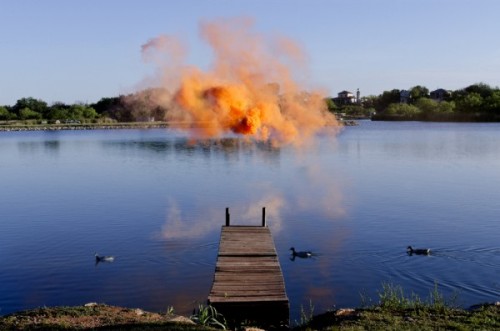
[190,304,227,329]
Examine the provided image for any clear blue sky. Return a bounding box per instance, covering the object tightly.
[1,0,499,105]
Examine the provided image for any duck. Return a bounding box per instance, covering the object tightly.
[95,253,115,263]
[407,246,430,255]
[290,247,313,258]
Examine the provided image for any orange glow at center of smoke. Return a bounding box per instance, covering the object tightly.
[174,76,269,136]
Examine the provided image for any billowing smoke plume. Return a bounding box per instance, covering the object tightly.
[141,18,339,146]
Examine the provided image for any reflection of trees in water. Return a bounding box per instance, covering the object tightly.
[103,137,281,160]
[17,140,60,155]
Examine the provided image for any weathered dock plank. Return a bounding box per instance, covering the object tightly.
[208,224,289,327]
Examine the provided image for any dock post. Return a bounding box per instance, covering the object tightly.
[262,207,266,227]
[225,207,230,226]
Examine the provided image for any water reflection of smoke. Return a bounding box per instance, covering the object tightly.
[102,137,281,161]
[158,198,219,240]
[228,194,285,232]
[158,193,286,240]
[17,140,61,156]
[291,162,346,220]
[157,152,346,240]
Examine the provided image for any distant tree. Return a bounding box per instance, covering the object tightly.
[342,104,374,117]
[386,103,420,116]
[361,95,378,109]
[0,106,12,120]
[91,97,122,115]
[80,105,98,119]
[19,107,42,120]
[484,91,500,114]
[436,100,455,113]
[452,83,494,108]
[90,89,170,122]
[464,83,494,98]
[12,97,48,118]
[91,96,133,121]
[455,92,483,113]
[409,85,429,102]
[375,89,400,112]
[47,102,70,120]
[415,98,439,114]
[324,98,337,112]
[413,97,454,115]
[64,104,95,120]
[107,95,134,122]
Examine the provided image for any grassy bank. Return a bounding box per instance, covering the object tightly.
[295,283,499,330]
[0,304,213,330]
[296,303,499,331]
[1,283,498,330]
[1,302,498,330]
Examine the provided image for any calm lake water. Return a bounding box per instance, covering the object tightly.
[1,121,499,322]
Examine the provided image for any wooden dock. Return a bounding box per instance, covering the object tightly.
[208,208,289,327]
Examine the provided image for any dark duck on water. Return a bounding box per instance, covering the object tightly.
[95,253,115,264]
[407,246,431,255]
[290,247,313,259]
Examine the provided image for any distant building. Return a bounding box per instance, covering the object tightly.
[333,90,357,105]
[400,90,411,103]
[430,88,451,101]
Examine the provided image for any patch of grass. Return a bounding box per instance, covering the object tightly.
[166,306,175,316]
[0,304,215,331]
[296,304,499,331]
[377,282,415,310]
[376,282,458,314]
[295,299,315,327]
[294,283,499,331]
[190,304,227,330]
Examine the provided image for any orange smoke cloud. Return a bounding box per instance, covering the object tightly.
[142,18,338,145]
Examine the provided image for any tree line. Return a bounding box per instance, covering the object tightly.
[0,88,168,124]
[328,83,500,121]
[3,83,500,124]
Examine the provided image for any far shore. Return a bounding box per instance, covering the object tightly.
[0,119,357,132]
[0,122,170,132]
